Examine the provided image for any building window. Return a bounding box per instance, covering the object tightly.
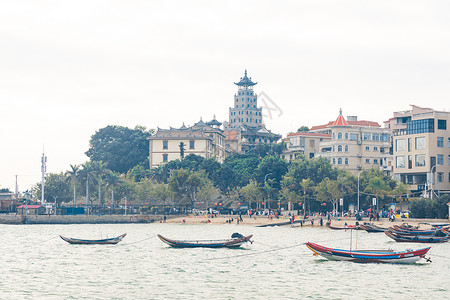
[350,133,358,141]
[345,133,348,140]
[365,146,370,151]
[332,133,335,139]
[448,137,450,148]
[338,133,342,140]
[345,158,348,165]
[381,133,390,142]
[363,133,371,140]
[338,158,342,165]
[372,133,380,141]
[448,155,450,166]
[338,145,342,152]
[437,154,444,165]
[189,140,195,149]
[438,172,444,183]
[365,159,370,164]
[415,154,426,167]
[163,140,168,150]
[396,156,406,168]
[374,147,378,151]
[380,147,385,153]
[374,159,378,164]
[406,118,434,134]
[345,145,348,152]
[163,154,168,162]
[415,137,425,150]
[437,137,444,147]
[396,139,406,151]
[333,158,336,164]
[438,119,447,130]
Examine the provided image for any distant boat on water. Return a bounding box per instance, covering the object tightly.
[60,233,127,245]
[157,233,253,248]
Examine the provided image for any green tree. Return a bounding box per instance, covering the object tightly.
[256,155,288,189]
[65,164,80,207]
[240,180,262,210]
[34,173,71,204]
[79,161,96,211]
[85,125,153,174]
[104,171,122,209]
[93,161,108,207]
[297,126,309,132]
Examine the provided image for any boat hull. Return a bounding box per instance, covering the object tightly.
[60,233,127,245]
[385,231,449,243]
[158,234,253,248]
[306,242,430,264]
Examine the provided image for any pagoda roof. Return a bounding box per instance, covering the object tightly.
[332,109,349,126]
[234,69,257,87]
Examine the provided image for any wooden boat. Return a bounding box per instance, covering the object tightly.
[392,225,438,235]
[385,231,449,243]
[60,233,127,245]
[306,242,431,264]
[328,224,359,230]
[157,233,253,248]
[360,224,388,233]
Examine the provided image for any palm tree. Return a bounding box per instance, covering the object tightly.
[80,161,95,214]
[93,161,108,208]
[65,164,80,207]
[300,178,312,215]
[104,171,121,211]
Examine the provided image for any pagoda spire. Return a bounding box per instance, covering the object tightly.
[332,108,349,126]
[234,69,257,87]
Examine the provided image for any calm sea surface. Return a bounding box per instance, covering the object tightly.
[2,222,449,299]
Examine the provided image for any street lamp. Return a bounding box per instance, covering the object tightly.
[357,169,367,212]
[264,173,273,213]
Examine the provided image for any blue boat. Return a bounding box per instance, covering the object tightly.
[60,233,127,245]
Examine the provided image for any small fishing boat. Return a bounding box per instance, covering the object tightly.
[392,225,438,235]
[306,242,431,264]
[359,224,388,233]
[157,233,253,248]
[60,233,127,245]
[385,231,449,243]
[327,224,359,230]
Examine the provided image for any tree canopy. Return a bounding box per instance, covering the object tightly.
[85,125,153,174]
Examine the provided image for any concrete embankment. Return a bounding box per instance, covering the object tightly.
[0,214,170,225]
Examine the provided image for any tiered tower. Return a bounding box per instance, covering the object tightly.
[229,70,263,128]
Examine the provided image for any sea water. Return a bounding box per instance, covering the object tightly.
[2,223,449,299]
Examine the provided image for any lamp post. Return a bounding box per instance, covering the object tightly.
[264,173,273,213]
[357,169,367,212]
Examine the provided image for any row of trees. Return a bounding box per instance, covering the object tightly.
[28,124,448,218]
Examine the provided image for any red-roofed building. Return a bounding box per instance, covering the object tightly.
[308,109,392,175]
[17,205,45,215]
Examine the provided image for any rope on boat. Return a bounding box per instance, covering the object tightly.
[122,235,157,246]
[203,242,307,261]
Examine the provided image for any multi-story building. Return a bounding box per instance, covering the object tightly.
[282,132,331,162]
[224,70,281,153]
[389,105,450,196]
[310,109,392,175]
[148,118,229,168]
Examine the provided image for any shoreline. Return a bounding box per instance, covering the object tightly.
[0,213,448,228]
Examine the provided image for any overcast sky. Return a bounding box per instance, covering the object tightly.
[1,1,450,192]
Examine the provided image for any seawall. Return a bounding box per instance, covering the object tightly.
[0,214,170,225]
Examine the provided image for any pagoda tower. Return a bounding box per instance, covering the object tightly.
[229,70,263,129]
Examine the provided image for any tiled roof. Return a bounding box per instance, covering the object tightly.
[286,132,331,138]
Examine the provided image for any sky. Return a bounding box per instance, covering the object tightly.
[1,0,450,193]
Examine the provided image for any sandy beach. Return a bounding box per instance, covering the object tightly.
[165,214,449,229]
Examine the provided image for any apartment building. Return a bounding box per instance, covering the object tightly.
[310,109,392,175]
[282,132,331,162]
[388,105,450,196]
